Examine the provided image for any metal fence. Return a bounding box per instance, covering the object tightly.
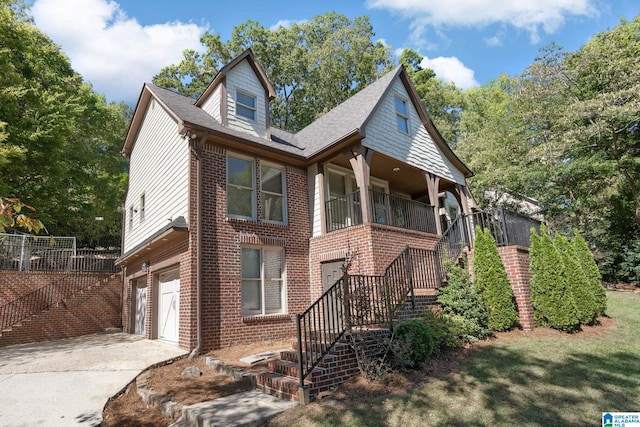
[0,233,119,272]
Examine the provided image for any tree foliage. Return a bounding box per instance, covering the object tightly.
[154,13,393,133]
[529,225,581,332]
[0,0,129,244]
[437,259,491,341]
[0,197,44,233]
[472,226,519,331]
[571,232,607,315]
[458,17,640,283]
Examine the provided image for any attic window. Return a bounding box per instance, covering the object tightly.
[236,90,256,121]
[395,96,409,134]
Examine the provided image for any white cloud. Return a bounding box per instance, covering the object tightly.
[269,19,307,31]
[485,26,507,47]
[420,56,478,89]
[366,0,598,46]
[31,0,207,103]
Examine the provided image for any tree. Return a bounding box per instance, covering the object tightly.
[571,231,607,316]
[472,226,519,331]
[529,225,580,332]
[0,197,44,233]
[0,0,129,244]
[154,13,394,133]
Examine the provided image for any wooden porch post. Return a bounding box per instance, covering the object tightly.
[346,146,373,224]
[425,172,442,235]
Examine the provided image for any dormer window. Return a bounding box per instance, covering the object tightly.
[395,96,409,134]
[236,90,256,121]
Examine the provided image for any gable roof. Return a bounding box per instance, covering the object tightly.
[122,50,471,177]
[195,49,276,108]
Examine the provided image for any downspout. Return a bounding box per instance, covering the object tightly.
[189,132,206,358]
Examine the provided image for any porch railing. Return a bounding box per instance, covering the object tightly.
[325,191,437,234]
[296,246,436,388]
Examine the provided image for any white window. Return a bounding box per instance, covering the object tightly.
[227,155,255,219]
[395,96,409,134]
[139,193,145,222]
[128,205,134,231]
[236,90,256,121]
[241,247,285,317]
[261,164,286,223]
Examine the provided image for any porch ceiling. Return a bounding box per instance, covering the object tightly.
[326,150,458,200]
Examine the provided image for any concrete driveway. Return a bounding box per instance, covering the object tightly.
[0,333,186,427]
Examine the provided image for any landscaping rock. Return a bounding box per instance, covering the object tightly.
[181,366,202,377]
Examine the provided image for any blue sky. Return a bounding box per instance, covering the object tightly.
[28,0,639,105]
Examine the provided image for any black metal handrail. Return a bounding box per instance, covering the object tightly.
[0,263,119,329]
[325,191,362,232]
[370,190,437,234]
[296,246,434,388]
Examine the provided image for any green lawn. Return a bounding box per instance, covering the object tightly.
[267,291,640,427]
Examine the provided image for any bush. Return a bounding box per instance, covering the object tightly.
[437,259,491,341]
[554,233,598,324]
[529,226,580,332]
[473,226,519,331]
[421,310,463,353]
[572,231,607,316]
[391,319,434,371]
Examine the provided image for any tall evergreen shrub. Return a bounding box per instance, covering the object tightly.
[437,259,490,341]
[554,233,597,324]
[571,232,607,316]
[473,226,519,331]
[529,225,581,332]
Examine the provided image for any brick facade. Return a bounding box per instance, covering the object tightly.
[497,246,535,330]
[0,272,122,347]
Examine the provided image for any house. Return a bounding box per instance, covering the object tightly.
[116,49,478,354]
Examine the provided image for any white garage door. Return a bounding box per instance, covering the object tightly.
[134,280,147,336]
[158,270,180,343]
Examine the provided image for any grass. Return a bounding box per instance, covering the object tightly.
[267,291,640,427]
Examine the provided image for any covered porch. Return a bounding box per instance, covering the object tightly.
[319,145,476,236]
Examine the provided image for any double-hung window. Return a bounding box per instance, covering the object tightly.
[227,155,255,219]
[236,90,256,121]
[261,164,286,223]
[395,96,409,134]
[241,247,285,316]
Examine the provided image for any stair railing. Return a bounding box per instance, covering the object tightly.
[296,246,436,389]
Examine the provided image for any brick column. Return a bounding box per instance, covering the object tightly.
[498,246,535,330]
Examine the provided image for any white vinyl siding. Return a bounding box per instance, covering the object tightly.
[225,59,268,138]
[308,163,323,237]
[363,79,466,185]
[124,100,189,253]
[201,84,223,121]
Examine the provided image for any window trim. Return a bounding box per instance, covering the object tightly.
[236,89,257,121]
[227,153,256,220]
[241,246,286,317]
[260,161,287,225]
[139,193,145,222]
[394,95,410,134]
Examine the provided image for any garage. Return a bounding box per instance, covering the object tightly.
[158,269,180,343]
[134,279,147,336]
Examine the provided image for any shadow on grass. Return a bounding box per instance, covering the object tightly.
[423,346,639,426]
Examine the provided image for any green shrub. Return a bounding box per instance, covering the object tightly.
[421,310,463,353]
[529,226,581,332]
[437,259,491,341]
[572,231,607,316]
[473,226,519,331]
[554,233,598,324]
[391,319,434,371]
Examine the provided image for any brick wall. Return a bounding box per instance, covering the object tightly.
[309,223,439,301]
[497,246,535,330]
[0,271,72,305]
[0,272,122,347]
[196,142,310,351]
